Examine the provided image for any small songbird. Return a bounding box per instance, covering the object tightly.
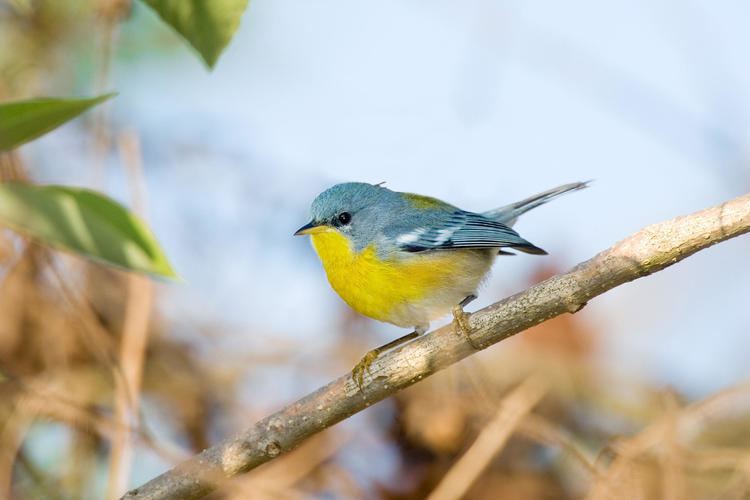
[295,181,588,387]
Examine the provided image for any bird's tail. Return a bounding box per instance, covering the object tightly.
[483,181,590,227]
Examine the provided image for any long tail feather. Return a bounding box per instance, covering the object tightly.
[483,181,591,226]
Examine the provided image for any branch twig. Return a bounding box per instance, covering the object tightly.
[107,132,154,499]
[427,377,548,500]
[124,192,750,500]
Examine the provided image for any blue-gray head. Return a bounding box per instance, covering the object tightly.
[295,182,404,250]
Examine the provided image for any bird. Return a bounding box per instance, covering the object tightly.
[295,181,588,388]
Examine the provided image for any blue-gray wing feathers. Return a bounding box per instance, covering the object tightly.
[387,181,591,255]
[394,211,546,255]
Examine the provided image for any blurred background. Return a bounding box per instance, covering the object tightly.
[1,0,750,498]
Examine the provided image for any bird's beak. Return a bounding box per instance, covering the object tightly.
[294,220,327,236]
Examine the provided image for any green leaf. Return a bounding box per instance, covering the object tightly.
[0,94,115,152]
[140,0,249,68]
[0,183,177,278]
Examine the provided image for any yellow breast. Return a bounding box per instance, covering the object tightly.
[309,229,481,326]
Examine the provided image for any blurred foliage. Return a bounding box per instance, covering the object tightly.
[0,0,254,276]
[140,0,249,68]
[0,89,176,276]
[0,0,93,96]
[0,0,247,497]
[0,94,113,151]
[0,183,176,277]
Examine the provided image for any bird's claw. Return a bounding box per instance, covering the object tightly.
[352,349,380,391]
[453,305,480,349]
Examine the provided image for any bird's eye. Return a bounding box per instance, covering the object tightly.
[337,212,352,225]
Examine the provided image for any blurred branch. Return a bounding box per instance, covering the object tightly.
[427,377,547,500]
[124,192,750,500]
[107,132,155,499]
[588,382,750,499]
[518,414,600,478]
[90,0,130,186]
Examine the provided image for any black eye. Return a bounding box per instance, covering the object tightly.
[337,212,352,225]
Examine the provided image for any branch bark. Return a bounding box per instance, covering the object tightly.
[124,192,750,500]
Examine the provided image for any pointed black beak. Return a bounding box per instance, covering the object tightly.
[294,220,322,236]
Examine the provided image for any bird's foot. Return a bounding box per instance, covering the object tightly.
[352,349,381,391]
[453,305,480,349]
[351,329,422,391]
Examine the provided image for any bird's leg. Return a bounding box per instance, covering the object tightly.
[453,294,480,349]
[352,326,427,390]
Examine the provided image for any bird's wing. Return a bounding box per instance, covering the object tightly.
[392,211,546,255]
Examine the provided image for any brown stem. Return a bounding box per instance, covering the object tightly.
[107,132,154,499]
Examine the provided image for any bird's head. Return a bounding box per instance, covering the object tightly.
[295,182,401,251]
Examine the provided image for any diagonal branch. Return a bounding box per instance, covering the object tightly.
[427,376,549,500]
[124,192,750,500]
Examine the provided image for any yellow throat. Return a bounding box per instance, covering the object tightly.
[309,228,465,325]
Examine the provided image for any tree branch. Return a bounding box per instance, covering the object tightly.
[124,192,750,500]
